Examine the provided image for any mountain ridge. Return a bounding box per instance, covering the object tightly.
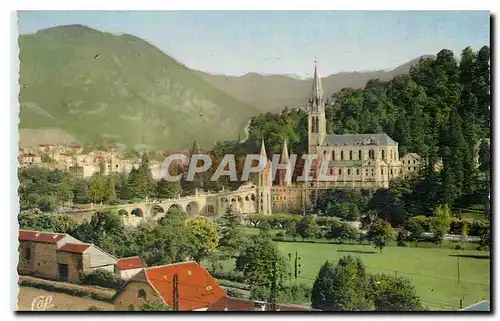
[194,55,434,111]
[18,24,260,150]
[19,24,434,149]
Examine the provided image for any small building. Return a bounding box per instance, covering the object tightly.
[113,261,227,311]
[18,230,117,282]
[399,153,422,178]
[115,256,144,281]
[68,164,98,179]
[20,153,42,166]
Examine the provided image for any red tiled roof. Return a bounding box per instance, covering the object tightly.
[145,262,227,311]
[116,256,143,270]
[58,243,91,253]
[19,230,66,244]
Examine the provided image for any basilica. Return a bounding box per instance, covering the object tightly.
[257,63,422,214]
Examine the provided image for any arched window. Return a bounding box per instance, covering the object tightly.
[349,150,353,160]
[332,150,335,160]
[316,118,320,133]
[138,289,147,300]
[358,150,362,160]
[338,168,342,175]
[390,149,393,160]
[369,150,375,160]
[341,150,344,160]
[382,150,385,160]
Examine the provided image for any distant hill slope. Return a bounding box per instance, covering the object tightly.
[195,56,434,112]
[18,25,260,149]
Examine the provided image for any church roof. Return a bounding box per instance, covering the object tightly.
[323,133,397,146]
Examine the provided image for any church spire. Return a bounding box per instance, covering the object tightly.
[309,60,324,104]
[281,139,289,163]
[260,138,267,156]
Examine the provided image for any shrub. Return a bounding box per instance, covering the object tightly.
[80,269,122,289]
[468,221,490,236]
[454,244,465,250]
[225,288,248,299]
[275,232,285,238]
[210,271,247,283]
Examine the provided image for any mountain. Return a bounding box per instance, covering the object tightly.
[18,25,260,150]
[195,55,434,112]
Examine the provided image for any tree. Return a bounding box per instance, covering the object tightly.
[72,180,90,204]
[129,297,171,311]
[89,172,106,203]
[296,215,319,239]
[156,177,180,199]
[478,140,490,173]
[311,256,371,311]
[326,220,359,242]
[182,141,206,195]
[19,212,77,234]
[57,182,73,205]
[186,217,220,262]
[405,216,427,244]
[235,235,286,284]
[74,210,125,247]
[367,274,423,311]
[367,220,395,253]
[479,228,491,251]
[104,177,116,203]
[430,204,452,243]
[217,207,245,258]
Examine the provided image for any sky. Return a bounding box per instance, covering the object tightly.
[17,11,490,77]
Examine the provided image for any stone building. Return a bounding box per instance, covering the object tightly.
[400,153,422,178]
[18,230,117,282]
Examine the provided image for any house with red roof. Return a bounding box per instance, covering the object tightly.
[18,229,117,282]
[113,261,227,311]
[115,256,144,280]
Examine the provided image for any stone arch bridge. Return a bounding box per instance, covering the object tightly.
[114,184,260,227]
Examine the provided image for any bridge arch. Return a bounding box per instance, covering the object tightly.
[118,209,129,216]
[150,204,165,215]
[186,201,200,217]
[131,208,144,217]
[166,204,183,213]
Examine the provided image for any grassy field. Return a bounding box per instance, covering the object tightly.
[218,228,490,311]
[277,242,490,311]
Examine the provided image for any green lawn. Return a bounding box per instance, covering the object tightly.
[454,209,488,221]
[214,230,490,311]
[276,242,490,311]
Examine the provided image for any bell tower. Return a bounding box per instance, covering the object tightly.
[308,61,327,154]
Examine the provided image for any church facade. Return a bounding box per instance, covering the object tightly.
[258,63,422,214]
